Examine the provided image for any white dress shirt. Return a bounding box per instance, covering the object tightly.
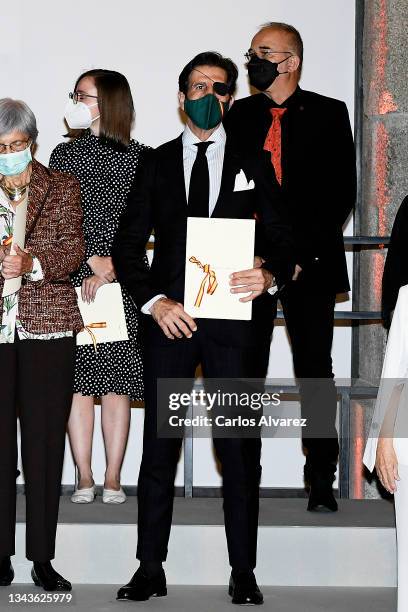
[182,122,226,216]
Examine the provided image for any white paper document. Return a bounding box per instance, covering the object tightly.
[184,217,255,321]
[76,283,128,348]
[2,194,28,298]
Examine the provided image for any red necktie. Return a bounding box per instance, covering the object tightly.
[263,107,287,185]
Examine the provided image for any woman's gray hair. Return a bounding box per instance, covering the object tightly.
[0,98,38,142]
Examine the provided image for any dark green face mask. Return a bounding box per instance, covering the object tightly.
[184,94,229,130]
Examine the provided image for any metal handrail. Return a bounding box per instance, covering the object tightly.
[148,235,391,246]
[183,382,381,499]
[151,233,392,498]
[276,310,382,320]
[343,236,389,245]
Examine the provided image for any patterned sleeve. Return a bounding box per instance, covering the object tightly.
[29,174,85,283]
[49,142,101,276]
[84,227,107,261]
[49,143,67,173]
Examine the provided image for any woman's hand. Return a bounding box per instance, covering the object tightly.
[0,163,32,190]
[375,437,400,494]
[87,255,116,283]
[0,244,10,264]
[292,264,302,281]
[81,275,107,304]
[1,245,33,279]
[254,256,265,268]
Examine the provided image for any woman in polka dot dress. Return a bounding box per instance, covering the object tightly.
[49,69,148,504]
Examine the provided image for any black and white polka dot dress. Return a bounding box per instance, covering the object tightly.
[49,131,148,401]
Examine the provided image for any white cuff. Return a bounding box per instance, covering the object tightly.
[141,294,166,315]
[267,283,278,296]
[25,257,44,282]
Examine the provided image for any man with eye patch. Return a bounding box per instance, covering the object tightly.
[113,51,294,605]
[225,21,356,514]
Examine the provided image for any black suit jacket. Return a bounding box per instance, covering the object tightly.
[382,195,408,326]
[224,87,356,294]
[112,133,295,347]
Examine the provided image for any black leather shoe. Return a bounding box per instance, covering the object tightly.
[0,557,14,586]
[31,562,72,592]
[307,472,338,512]
[229,571,263,605]
[117,567,167,601]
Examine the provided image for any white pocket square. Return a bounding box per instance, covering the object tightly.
[233,169,255,192]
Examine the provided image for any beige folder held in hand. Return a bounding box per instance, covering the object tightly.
[76,283,128,348]
[184,217,255,321]
[2,194,28,298]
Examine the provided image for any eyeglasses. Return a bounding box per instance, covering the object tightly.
[69,91,99,105]
[244,49,293,61]
[0,139,31,154]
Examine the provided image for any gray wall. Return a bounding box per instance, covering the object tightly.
[357,0,408,498]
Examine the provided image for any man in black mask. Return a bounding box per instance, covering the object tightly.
[225,22,356,512]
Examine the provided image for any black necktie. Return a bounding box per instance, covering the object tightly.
[188,141,213,217]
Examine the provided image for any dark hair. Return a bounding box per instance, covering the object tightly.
[66,69,134,147]
[178,51,238,95]
[260,22,304,72]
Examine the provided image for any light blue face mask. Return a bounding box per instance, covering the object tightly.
[0,146,32,176]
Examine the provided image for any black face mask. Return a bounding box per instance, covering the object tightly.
[247,55,288,91]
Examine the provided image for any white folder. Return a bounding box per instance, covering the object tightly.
[184,217,255,321]
[76,283,128,348]
[2,194,28,298]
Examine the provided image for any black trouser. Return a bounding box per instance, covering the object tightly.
[136,327,270,571]
[0,336,75,562]
[280,277,339,475]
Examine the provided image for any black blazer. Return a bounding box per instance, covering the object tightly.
[382,195,408,326]
[224,87,356,294]
[112,134,295,347]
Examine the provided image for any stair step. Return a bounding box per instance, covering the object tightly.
[13,496,396,587]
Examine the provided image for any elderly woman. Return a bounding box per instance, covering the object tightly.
[0,99,84,591]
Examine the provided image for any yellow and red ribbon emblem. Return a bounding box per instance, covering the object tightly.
[2,236,12,247]
[82,322,107,354]
[189,256,218,308]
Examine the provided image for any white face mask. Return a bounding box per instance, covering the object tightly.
[64,99,100,129]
